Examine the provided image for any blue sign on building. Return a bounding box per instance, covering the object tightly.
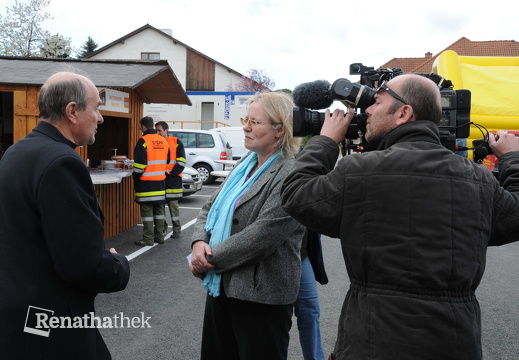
[224,95,232,120]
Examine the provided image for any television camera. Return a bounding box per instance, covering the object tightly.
[292,63,472,152]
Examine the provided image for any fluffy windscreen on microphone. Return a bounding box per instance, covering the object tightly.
[292,80,333,110]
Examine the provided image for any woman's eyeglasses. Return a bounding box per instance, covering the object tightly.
[240,117,271,127]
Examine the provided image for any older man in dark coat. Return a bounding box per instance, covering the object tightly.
[0,72,130,360]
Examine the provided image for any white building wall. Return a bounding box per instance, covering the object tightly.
[144,92,253,130]
[89,28,254,129]
[90,30,188,88]
[215,64,238,90]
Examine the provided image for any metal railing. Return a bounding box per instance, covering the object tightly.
[168,121,231,130]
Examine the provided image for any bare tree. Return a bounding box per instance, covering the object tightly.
[0,0,52,56]
[226,68,276,92]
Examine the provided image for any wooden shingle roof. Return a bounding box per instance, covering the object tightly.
[0,56,191,105]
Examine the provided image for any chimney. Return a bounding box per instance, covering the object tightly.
[425,52,432,58]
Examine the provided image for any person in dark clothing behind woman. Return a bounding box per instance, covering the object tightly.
[295,229,328,360]
[190,92,304,360]
[0,71,130,360]
[282,73,519,360]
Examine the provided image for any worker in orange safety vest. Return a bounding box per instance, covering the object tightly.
[133,116,169,246]
[155,121,186,238]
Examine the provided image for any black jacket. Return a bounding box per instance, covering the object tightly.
[0,121,130,360]
[301,229,328,285]
[282,120,519,360]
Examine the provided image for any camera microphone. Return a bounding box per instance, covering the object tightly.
[292,80,334,110]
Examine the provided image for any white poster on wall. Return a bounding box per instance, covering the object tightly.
[98,88,130,113]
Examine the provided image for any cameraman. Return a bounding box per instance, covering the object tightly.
[281,74,519,360]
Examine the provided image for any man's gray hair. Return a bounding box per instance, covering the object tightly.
[38,76,89,124]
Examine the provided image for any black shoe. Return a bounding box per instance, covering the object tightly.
[135,240,153,246]
[170,232,181,239]
[154,239,165,244]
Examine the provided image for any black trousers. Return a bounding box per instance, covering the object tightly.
[200,285,293,360]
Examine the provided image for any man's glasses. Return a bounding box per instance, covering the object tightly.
[377,81,408,105]
[240,117,271,127]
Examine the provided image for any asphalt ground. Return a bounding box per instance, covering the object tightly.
[96,179,519,359]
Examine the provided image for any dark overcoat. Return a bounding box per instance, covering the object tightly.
[0,121,130,360]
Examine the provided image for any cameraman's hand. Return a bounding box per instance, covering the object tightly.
[320,108,354,144]
[489,130,519,158]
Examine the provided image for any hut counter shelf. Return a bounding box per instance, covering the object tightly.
[90,169,133,185]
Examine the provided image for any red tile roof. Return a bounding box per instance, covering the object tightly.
[381,37,519,74]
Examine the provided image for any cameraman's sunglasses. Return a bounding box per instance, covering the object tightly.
[377,81,408,105]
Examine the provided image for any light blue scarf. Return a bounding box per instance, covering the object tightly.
[202,150,282,297]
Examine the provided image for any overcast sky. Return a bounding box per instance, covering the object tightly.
[1,0,517,91]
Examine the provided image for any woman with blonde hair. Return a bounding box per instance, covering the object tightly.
[190,91,304,360]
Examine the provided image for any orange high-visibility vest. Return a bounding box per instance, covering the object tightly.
[166,136,182,177]
[140,133,169,181]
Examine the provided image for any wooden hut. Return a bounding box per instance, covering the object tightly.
[0,56,191,238]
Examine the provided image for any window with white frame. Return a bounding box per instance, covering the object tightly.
[141,52,160,60]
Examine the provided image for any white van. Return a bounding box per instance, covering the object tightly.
[209,126,248,160]
[168,129,233,184]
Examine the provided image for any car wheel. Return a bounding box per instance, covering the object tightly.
[194,163,214,185]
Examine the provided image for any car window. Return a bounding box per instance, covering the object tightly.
[218,133,232,149]
[185,133,197,148]
[198,133,215,148]
[170,132,196,148]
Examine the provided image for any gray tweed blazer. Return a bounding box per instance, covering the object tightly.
[192,154,304,305]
